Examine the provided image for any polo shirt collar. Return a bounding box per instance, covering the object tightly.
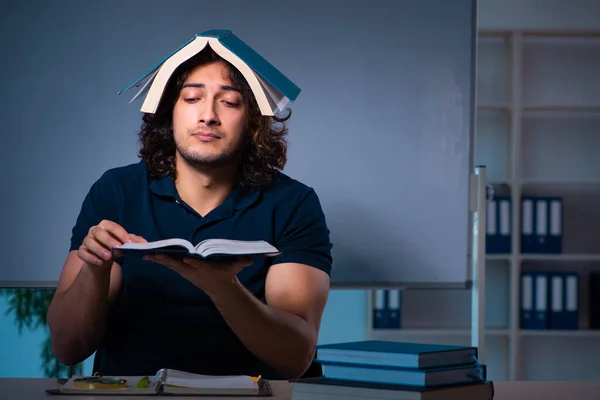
[148,173,260,212]
[148,173,178,198]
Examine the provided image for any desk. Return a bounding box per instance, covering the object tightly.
[2,378,600,399]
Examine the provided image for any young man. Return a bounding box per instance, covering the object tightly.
[46,46,333,380]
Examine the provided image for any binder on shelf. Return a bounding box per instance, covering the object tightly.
[549,273,564,329]
[521,197,535,253]
[532,197,563,254]
[520,272,549,329]
[372,290,388,329]
[520,272,534,329]
[564,273,579,329]
[386,289,402,329]
[535,198,548,254]
[589,273,600,329]
[547,197,563,254]
[486,196,511,254]
[533,272,549,329]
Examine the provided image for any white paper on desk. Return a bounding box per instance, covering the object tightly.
[166,371,256,389]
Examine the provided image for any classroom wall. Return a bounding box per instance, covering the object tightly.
[1,0,599,378]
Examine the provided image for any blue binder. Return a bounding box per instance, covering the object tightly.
[549,272,578,329]
[520,272,534,329]
[486,197,511,254]
[386,289,402,329]
[521,272,549,329]
[533,272,549,329]
[520,197,535,253]
[590,273,600,329]
[533,197,563,254]
[373,290,388,329]
[546,197,563,254]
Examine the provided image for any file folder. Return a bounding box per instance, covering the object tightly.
[564,273,578,329]
[520,272,534,329]
[521,197,535,253]
[533,273,549,329]
[387,289,402,329]
[535,199,548,253]
[589,273,600,329]
[550,272,578,329]
[547,197,563,254]
[521,272,549,329]
[486,196,511,254]
[372,290,388,329]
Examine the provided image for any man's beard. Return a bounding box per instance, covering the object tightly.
[175,134,246,169]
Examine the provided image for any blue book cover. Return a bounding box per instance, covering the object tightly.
[317,360,485,388]
[315,340,478,369]
[119,29,300,108]
[289,377,494,399]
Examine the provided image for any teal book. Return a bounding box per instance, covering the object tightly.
[317,361,485,388]
[315,340,478,369]
[118,29,301,116]
[289,377,494,400]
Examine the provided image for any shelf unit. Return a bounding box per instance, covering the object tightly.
[365,29,600,381]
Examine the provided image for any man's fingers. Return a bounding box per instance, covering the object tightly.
[91,228,124,250]
[82,236,113,261]
[78,245,108,266]
[129,234,147,243]
[98,220,131,245]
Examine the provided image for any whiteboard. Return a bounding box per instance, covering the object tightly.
[0,0,477,288]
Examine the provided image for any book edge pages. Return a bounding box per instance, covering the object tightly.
[128,67,161,104]
[118,36,197,95]
[119,238,195,253]
[161,368,259,395]
[206,37,275,116]
[195,239,279,257]
[139,36,276,116]
[140,36,210,114]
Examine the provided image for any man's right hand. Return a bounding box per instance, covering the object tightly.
[78,219,146,267]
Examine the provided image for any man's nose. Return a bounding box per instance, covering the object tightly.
[198,100,219,125]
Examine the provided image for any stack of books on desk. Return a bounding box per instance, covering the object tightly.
[291,340,494,399]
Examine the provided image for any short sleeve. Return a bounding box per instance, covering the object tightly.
[272,188,333,276]
[69,171,120,252]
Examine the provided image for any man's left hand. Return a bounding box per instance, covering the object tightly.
[143,253,252,295]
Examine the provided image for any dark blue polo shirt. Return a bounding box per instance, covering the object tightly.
[68,161,332,379]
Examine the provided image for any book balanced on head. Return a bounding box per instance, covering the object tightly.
[118,29,301,117]
[113,238,281,260]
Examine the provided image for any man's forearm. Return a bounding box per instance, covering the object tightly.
[207,279,317,379]
[47,264,111,365]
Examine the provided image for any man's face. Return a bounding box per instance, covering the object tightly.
[172,61,248,169]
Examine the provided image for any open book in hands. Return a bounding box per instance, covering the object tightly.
[46,368,272,396]
[113,238,281,260]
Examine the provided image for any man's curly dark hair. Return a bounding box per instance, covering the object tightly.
[137,47,291,189]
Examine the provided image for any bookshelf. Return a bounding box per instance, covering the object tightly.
[365,29,600,381]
